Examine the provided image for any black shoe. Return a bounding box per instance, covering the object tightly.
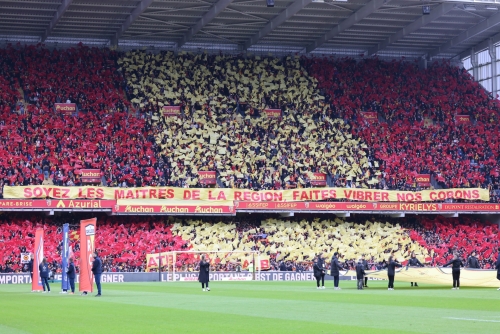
[364,285,368,288]
[95,294,101,297]
[415,284,418,287]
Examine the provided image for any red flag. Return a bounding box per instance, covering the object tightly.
[79,218,97,293]
[31,228,44,292]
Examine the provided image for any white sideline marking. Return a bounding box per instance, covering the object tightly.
[444,317,500,323]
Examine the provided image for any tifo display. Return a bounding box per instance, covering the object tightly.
[0,45,500,204]
[1,214,499,289]
[0,45,499,328]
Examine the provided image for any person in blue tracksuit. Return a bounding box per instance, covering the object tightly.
[39,258,50,293]
[67,257,76,294]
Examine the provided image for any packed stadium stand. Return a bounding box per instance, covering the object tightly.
[304,57,500,198]
[0,45,499,200]
[1,214,498,273]
[1,44,500,273]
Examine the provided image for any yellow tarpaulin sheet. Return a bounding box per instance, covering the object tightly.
[355,267,499,288]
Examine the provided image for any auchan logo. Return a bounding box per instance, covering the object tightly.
[55,103,76,111]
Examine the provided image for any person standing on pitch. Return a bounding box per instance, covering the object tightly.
[407,251,424,287]
[199,255,210,291]
[443,253,464,290]
[362,255,370,288]
[318,253,326,288]
[313,257,324,289]
[385,255,402,290]
[330,252,344,290]
[467,251,480,269]
[495,247,500,290]
[355,258,366,290]
[39,258,50,293]
[67,257,76,295]
[91,251,102,297]
[28,254,34,280]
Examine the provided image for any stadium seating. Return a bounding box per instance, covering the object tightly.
[0,46,499,200]
[119,51,380,189]
[171,216,430,270]
[17,44,128,113]
[304,57,500,200]
[410,216,499,268]
[0,215,191,273]
[3,214,497,273]
[0,48,20,113]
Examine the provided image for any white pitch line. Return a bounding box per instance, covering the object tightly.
[444,317,500,323]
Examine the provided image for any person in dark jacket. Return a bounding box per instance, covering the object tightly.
[408,251,424,287]
[28,255,34,280]
[279,261,287,271]
[362,255,370,288]
[313,257,324,289]
[467,251,480,269]
[355,258,366,290]
[495,247,500,290]
[317,253,326,288]
[384,255,402,290]
[443,253,464,290]
[198,254,210,291]
[330,252,344,290]
[91,251,102,297]
[67,257,76,294]
[39,258,50,293]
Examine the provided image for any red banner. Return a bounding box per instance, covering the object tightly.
[0,199,115,209]
[361,112,378,122]
[81,169,101,183]
[79,218,96,293]
[31,228,44,291]
[113,203,235,215]
[162,106,181,116]
[198,171,216,185]
[415,174,431,187]
[235,201,500,212]
[456,115,470,123]
[0,199,499,213]
[54,103,76,115]
[309,173,326,186]
[264,109,282,118]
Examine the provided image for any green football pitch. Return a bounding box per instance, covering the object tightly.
[1,281,500,333]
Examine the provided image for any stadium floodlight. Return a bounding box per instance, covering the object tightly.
[312,0,325,3]
[464,4,477,10]
[486,6,499,10]
[422,5,431,15]
[267,0,274,7]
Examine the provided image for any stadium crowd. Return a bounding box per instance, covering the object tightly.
[1,214,498,273]
[0,45,499,201]
[304,57,500,199]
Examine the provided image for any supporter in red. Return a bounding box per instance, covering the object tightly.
[304,57,500,202]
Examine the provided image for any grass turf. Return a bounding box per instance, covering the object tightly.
[1,281,500,333]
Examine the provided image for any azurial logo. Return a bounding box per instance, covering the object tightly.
[85,224,95,236]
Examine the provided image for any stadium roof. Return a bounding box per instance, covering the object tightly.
[1,0,500,59]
